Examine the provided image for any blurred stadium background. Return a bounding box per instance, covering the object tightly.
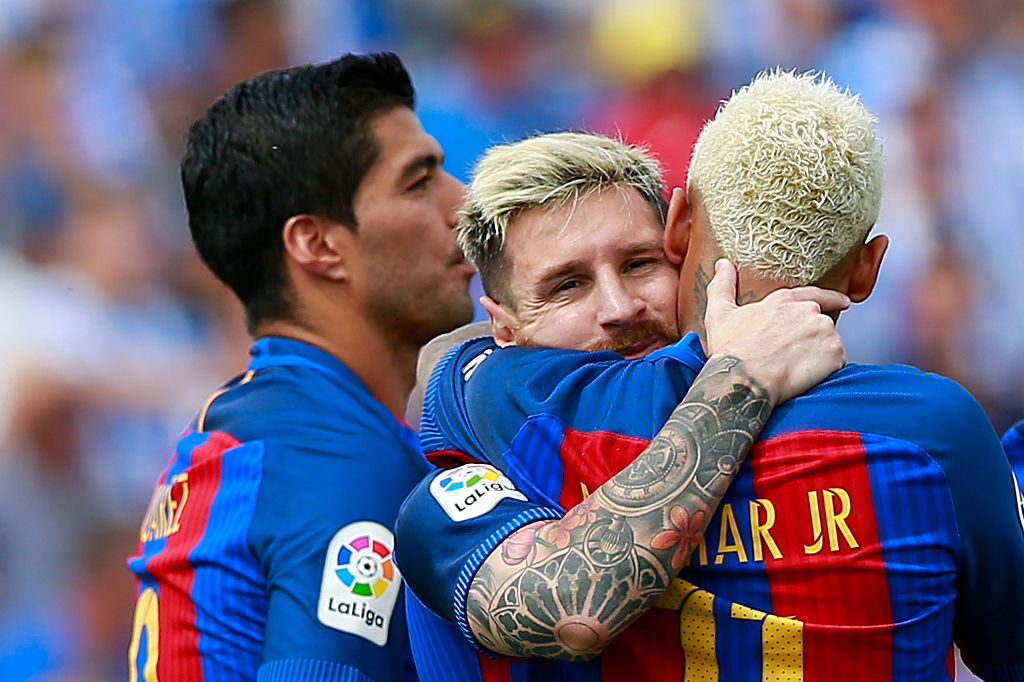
[0,0,1019,678]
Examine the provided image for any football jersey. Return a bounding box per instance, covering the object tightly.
[396,333,1024,682]
[128,336,428,682]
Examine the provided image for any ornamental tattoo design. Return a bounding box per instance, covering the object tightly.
[467,354,773,660]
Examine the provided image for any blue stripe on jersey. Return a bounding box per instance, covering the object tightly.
[190,440,267,680]
[510,658,602,682]
[863,434,958,680]
[406,589,481,682]
[256,658,375,682]
[504,415,570,509]
[715,591,764,680]
[683,466,776,615]
[173,430,206,474]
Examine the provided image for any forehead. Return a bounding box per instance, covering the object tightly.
[503,186,664,278]
[362,106,443,183]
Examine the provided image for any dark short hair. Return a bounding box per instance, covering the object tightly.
[181,52,415,332]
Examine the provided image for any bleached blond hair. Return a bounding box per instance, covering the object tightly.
[687,69,883,285]
[458,131,666,302]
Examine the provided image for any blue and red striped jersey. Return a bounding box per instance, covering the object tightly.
[395,333,1024,682]
[128,336,428,682]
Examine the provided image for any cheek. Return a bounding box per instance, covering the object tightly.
[519,303,599,350]
[642,270,681,322]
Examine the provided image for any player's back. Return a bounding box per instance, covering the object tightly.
[618,363,1016,681]
[128,337,427,681]
[410,334,1024,681]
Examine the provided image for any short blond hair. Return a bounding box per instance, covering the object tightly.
[458,131,666,301]
[687,69,883,285]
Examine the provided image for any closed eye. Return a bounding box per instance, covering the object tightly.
[625,258,656,272]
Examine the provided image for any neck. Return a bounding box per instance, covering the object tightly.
[257,313,417,416]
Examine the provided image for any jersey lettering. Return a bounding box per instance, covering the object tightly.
[684,490,860,567]
[805,488,860,554]
[139,473,190,542]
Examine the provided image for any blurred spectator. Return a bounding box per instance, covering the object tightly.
[584,0,718,191]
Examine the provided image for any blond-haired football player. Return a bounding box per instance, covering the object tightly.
[397,70,1024,681]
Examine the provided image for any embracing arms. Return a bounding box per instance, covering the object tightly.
[466,261,849,659]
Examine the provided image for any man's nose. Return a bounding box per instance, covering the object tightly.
[442,172,466,229]
[596,275,645,327]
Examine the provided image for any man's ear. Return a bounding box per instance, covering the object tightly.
[664,187,692,265]
[847,233,889,303]
[479,295,517,347]
[281,214,356,282]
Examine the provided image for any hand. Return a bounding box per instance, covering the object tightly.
[703,259,849,405]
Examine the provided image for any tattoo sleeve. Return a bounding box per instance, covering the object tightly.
[466,354,773,660]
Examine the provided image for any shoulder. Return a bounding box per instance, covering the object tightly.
[770,363,1002,475]
[798,363,990,430]
[209,363,412,449]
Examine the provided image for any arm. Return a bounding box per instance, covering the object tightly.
[467,261,849,659]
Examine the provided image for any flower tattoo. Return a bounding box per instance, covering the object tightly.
[651,505,706,569]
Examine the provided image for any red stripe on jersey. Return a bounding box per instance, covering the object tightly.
[478,652,513,682]
[426,448,481,467]
[752,430,893,681]
[602,608,685,681]
[556,429,686,680]
[147,430,239,681]
[558,428,650,508]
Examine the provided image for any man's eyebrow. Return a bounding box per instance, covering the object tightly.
[533,260,586,291]
[531,241,665,292]
[398,153,442,184]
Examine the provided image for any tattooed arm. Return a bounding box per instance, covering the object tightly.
[466,354,770,659]
[466,261,850,659]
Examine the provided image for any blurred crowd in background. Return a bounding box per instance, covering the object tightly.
[0,0,1020,678]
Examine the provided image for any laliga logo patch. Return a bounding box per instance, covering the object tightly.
[318,521,400,645]
[430,463,526,522]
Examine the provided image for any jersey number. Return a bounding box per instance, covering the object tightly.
[128,587,160,682]
[657,578,804,681]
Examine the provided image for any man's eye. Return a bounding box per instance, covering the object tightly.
[410,175,431,190]
[553,279,580,294]
[626,259,653,271]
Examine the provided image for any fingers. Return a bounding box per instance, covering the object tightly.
[766,286,851,314]
[705,258,739,315]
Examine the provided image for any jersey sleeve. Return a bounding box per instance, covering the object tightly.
[923,382,1024,680]
[249,410,427,681]
[395,463,562,646]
